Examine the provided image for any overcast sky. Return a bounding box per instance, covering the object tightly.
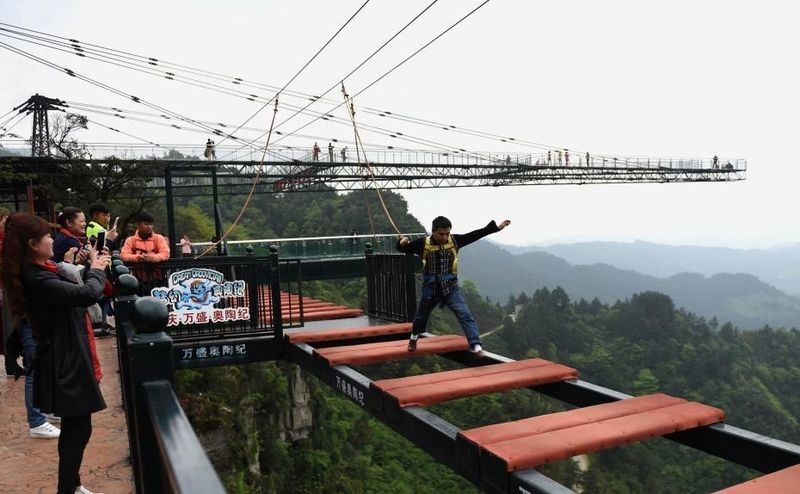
[2,1,798,248]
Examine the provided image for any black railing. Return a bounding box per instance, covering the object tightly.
[365,243,417,322]
[112,265,225,494]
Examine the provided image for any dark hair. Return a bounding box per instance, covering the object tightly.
[138,211,155,223]
[57,206,84,228]
[88,203,110,217]
[0,213,51,325]
[432,216,452,231]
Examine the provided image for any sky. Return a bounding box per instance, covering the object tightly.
[1,0,798,249]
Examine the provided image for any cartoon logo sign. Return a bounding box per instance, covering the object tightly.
[151,268,250,326]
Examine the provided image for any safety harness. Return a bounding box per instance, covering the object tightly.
[421,235,459,275]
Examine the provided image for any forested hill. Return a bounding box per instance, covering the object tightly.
[506,240,800,297]
[458,241,800,330]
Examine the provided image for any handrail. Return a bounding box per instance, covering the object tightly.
[183,232,425,248]
[143,381,226,493]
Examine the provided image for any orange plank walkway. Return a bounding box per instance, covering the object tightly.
[714,464,800,493]
[373,358,577,407]
[0,336,134,493]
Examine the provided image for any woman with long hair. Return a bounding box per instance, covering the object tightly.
[1,213,110,494]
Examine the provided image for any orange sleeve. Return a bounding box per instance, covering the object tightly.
[120,236,137,262]
[152,234,171,261]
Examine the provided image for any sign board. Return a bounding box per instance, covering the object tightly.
[150,268,250,326]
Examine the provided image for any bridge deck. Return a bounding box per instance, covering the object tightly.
[0,335,134,493]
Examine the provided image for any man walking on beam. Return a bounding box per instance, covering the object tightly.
[397,216,511,355]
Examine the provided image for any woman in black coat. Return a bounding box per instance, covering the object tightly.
[1,213,111,494]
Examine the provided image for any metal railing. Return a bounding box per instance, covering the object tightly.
[184,233,426,259]
[365,244,417,323]
[0,140,747,171]
[112,267,225,494]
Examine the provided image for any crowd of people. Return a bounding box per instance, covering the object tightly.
[0,206,170,494]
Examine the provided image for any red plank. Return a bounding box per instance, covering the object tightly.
[286,322,412,344]
[315,335,469,366]
[374,359,556,391]
[713,464,800,493]
[378,360,578,407]
[461,393,686,447]
[484,401,725,471]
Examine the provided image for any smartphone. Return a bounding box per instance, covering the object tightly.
[95,231,106,251]
[112,216,119,230]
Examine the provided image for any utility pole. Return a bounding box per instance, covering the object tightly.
[12,94,65,157]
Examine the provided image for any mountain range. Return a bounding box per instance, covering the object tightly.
[458,241,800,330]
[503,240,800,296]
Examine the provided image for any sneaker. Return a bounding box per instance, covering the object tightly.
[30,422,60,439]
[407,337,417,352]
[470,344,485,357]
[44,413,61,424]
[75,486,104,494]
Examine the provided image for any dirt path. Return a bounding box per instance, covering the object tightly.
[0,336,134,493]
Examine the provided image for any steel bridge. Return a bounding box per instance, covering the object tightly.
[0,152,746,198]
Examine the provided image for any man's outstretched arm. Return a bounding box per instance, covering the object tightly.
[454,219,511,248]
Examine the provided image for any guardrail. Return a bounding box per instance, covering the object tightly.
[184,233,425,259]
[0,140,747,171]
[111,259,225,494]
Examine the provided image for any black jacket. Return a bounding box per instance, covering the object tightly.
[23,264,107,417]
[396,220,501,258]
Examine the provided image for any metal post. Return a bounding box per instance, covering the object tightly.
[127,297,173,494]
[211,167,223,248]
[269,245,284,349]
[365,242,375,316]
[165,165,177,258]
[404,252,417,322]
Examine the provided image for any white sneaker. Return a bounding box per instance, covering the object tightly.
[44,413,61,424]
[30,421,60,438]
[75,486,104,494]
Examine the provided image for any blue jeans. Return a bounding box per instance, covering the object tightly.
[19,322,46,428]
[411,285,481,346]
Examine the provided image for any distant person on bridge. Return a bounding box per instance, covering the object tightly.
[341,146,347,162]
[1,213,111,494]
[204,139,216,160]
[397,216,511,356]
[713,155,719,169]
[180,234,193,257]
[312,142,321,161]
[328,142,334,162]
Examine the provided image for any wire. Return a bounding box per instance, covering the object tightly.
[214,0,371,147]
[195,99,280,259]
[245,1,494,154]
[2,19,598,160]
